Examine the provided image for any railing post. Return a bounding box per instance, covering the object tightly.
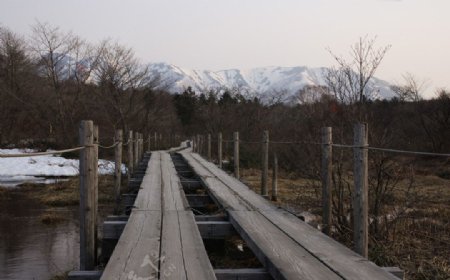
[218,132,223,168]
[79,120,97,270]
[353,123,369,257]
[93,125,99,255]
[128,130,134,177]
[207,133,212,161]
[261,130,269,196]
[234,132,240,179]
[147,134,151,152]
[272,153,278,201]
[134,132,139,168]
[322,127,333,236]
[139,133,143,160]
[114,129,123,215]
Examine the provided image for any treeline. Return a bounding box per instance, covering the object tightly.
[0,22,180,148]
[1,23,449,165]
[173,87,450,172]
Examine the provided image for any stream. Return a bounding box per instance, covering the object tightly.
[0,189,79,280]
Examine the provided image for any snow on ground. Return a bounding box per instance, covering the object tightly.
[0,149,127,187]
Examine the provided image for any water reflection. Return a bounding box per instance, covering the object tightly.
[0,191,79,280]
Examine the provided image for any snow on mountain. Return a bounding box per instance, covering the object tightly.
[148,62,395,102]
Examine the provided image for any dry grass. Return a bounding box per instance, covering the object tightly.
[40,212,67,225]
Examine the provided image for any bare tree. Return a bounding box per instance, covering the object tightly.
[29,21,79,141]
[390,72,426,102]
[326,36,391,106]
[92,39,157,132]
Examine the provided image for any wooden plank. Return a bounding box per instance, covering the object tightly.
[382,267,403,279]
[229,211,340,280]
[178,211,217,280]
[133,152,161,211]
[187,153,276,211]
[160,211,186,279]
[197,221,235,239]
[185,148,398,279]
[195,215,228,222]
[185,194,212,208]
[68,270,102,280]
[260,209,399,280]
[100,211,162,280]
[181,152,250,211]
[161,152,188,211]
[103,221,126,239]
[214,268,271,280]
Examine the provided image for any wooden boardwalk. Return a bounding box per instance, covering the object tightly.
[99,145,401,280]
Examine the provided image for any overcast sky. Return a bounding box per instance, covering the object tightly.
[1,0,449,96]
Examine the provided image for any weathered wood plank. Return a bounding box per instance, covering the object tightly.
[181,152,250,211]
[160,211,187,279]
[185,194,212,208]
[100,211,162,280]
[178,211,217,280]
[187,152,276,211]
[214,268,271,280]
[197,221,235,239]
[103,221,126,239]
[260,210,399,280]
[68,270,102,280]
[161,152,188,211]
[229,210,340,280]
[184,147,399,280]
[133,152,162,210]
[382,267,404,279]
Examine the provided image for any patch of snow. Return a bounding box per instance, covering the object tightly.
[0,149,127,187]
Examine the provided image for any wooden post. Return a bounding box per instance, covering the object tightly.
[134,132,139,168]
[79,120,97,270]
[147,134,151,152]
[207,133,212,161]
[272,153,278,201]
[321,127,333,236]
[261,130,269,196]
[353,123,369,257]
[114,129,123,214]
[154,132,158,150]
[139,134,143,160]
[218,132,223,168]
[234,132,239,179]
[92,125,99,263]
[127,131,134,177]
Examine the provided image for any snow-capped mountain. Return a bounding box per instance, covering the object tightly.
[147,62,395,102]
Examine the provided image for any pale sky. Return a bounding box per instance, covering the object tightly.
[1,0,449,96]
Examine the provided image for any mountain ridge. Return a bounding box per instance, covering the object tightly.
[147,62,395,102]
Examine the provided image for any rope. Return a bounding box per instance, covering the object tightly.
[98,142,120,149]
[331,143,450,157]
[0,147,85,158]
[367,147,450,157]
[271,140,322,145]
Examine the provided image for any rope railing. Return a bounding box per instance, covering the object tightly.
[201,135,450,158]
[98,142,120,149]
[0,146,85,158]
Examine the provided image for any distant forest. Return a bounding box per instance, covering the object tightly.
[1,23,449,164]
